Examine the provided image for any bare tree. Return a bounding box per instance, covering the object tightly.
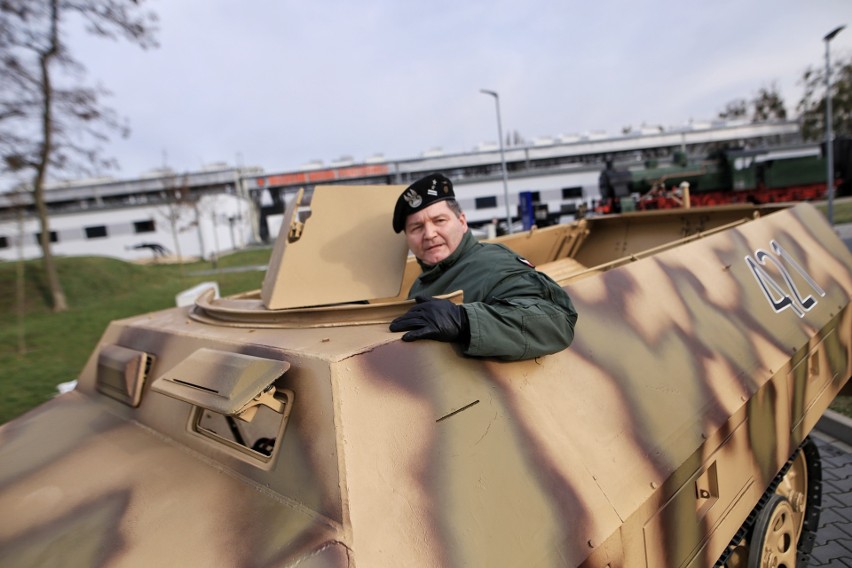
[0,0,158,311]
[718,98,748,120]
[156,173,210,274]
[798,54,852,142]
[718,84,787,124]
[9,189,29,354]
[752,83,787,122]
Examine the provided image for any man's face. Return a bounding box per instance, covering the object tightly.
[404,201,468,265]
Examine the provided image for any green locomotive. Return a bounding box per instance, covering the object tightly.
[599,139,851,212]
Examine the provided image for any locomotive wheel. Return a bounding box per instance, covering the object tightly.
[747,495,797,568]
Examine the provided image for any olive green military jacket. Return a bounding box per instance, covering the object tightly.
[408,231,578,361]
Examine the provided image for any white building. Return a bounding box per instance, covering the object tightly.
[0,192,253,262]
[0,167,258,262]
[0,119,802,261]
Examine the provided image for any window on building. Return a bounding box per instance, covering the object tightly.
[134,220,155,233]
[85,225,108,239]
[475,196,498,209]
[0,236,7,249]
[562,186,583,199]
[529,191,541,202]
[35,231,58,244]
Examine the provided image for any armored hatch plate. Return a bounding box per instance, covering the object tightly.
[151,347,289,415]
[261,185,409,309]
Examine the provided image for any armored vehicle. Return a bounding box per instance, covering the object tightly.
[1,185,850,567]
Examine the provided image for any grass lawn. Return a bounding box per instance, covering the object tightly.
[814,196,852,224]
[2,201,852,424]
[0,247,271,424]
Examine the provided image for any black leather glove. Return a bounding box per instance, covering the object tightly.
[390,296,470,344]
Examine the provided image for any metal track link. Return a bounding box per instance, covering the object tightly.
[713,436,822,567]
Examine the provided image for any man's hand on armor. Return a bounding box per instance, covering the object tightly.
[390,296,470,344]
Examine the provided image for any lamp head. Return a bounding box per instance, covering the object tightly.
[825,25,846,42]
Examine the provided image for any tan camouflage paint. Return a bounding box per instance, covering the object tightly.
[0,202,849,567]
[262,185,409,309]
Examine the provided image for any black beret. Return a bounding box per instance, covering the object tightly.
[392,173,455,233]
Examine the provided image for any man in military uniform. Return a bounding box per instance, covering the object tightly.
[389,173,578,361]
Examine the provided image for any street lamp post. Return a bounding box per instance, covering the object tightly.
[825,25,845,225]
[480,89,513,234]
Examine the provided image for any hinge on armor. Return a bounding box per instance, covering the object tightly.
[237,384,285,422]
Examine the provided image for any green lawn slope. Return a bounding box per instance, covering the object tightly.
[0,248,270,424]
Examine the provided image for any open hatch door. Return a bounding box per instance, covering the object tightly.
[261,185,409,309]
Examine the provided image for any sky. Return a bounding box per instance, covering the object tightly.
[56,0,852,181]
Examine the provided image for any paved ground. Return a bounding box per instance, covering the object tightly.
[836,222,852,251]
[809,224,852,566]
[809,425,852,567]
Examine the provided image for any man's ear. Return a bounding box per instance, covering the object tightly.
[459,212,468,230]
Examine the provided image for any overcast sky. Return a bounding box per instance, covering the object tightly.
[63,0,852,180]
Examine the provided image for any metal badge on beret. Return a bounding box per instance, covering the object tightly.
[392,173,455,233]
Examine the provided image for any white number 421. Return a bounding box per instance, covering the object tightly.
[745,240,826,318]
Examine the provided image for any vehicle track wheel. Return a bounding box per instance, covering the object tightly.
[772,443,809,538]
[720,437,821,568]
[747,494,797,568]
[790,436,822,565]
